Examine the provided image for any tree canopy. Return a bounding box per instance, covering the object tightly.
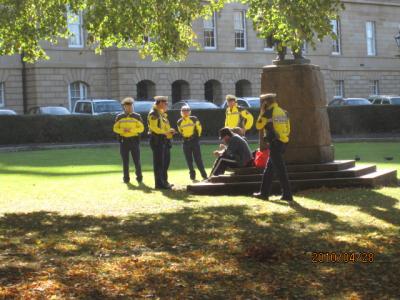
[0,0,343,62]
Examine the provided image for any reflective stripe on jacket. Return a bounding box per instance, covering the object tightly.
[113,112,144,138]
[256,103,290,143]
[177,116,202,138]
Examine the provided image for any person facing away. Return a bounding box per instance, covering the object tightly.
[148,96,176,189]
[177,105,208,181]
[253,93,293,201]
[113,97,144,184]
[224,94,254,134]
[209,127,253,177]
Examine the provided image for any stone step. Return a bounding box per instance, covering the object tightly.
[232,160,356,175]
[187,169,397,195]
[210,165,377,183]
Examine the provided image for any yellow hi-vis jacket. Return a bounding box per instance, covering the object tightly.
[177,116,202,138]
[256,103,290,143]
[148,106,173,139]
[113,112,144,138]
[225,104,254,131]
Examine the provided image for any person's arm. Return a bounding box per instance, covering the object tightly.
[195,119,202,137]
[136,115,145,134]
[113,116,123,135]
[241,110,254,130]
[224,110,229,127]
[148,115,167,135]
[176,119,183,135]
[256,115,267,130]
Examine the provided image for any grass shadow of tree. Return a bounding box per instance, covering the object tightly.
[0,205,399,298]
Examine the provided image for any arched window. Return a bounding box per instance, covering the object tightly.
[136,80,156,100]
[235,79,252,97]
[171,80,190,104]
[69,81,89,110]
[204,80,222,104]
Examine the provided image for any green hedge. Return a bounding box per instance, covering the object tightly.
[1,106,399,145]
[327,105,400,135]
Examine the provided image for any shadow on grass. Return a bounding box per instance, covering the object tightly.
[300,187,400,226]
[0,204,399,298]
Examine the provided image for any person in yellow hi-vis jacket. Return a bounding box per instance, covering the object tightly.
[148,96,176,189]
[224,94,254,134]
[113,97,145,184]
[177,105,208,181]
[253,93,293,201]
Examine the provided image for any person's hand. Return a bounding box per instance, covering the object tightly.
[213,150,220,157]
[218,144,226,150]
[123,128,131,133]
[169,128,176,135]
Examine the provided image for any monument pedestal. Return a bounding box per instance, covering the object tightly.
[187,63,397,195]
[260,64,334,164]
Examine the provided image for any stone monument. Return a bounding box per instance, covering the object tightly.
[259,52,334,164]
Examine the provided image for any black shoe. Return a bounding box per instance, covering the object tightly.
[253,192,268,200]
[123,178,130,184]
[137,177,143,184]
[281,195,294,201]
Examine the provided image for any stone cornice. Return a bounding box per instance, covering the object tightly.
[343,0,400,7]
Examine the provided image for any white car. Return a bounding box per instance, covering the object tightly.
[0,109,17,115]
[73,99,123,115]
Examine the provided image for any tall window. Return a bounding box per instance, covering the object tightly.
[0,82,4,107]
[331,19,341,55]
[334,80,345,97]
[234,11,246,50]
[366,21,376,56]
[369,80,379,95]
[204,13,216,49]
[69,81,88,110]
[67,9,83,47]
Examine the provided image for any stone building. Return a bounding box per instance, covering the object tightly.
[0,0,399,113]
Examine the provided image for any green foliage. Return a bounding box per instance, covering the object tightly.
[0,0,343,62]
[0,0,224,62]
[245,0,345,53]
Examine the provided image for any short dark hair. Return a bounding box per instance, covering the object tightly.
[219,127,233,139]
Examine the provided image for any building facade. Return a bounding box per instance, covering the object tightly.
[0,0,400,113]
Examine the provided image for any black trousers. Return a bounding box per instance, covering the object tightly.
[120,137,142,182]
[210,154,239,177]
[260,140,292,198]
[163,141,171,184]
[183,138,207,180]
[150,136,165,187]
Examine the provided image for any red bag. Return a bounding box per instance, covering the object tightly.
[254,149,270,169]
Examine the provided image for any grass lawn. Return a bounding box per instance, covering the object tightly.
[0,142,399,299]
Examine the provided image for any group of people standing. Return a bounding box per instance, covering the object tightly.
[113,93,293,201]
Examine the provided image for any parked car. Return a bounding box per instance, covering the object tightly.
[0,109,17,115]
[369,95,400,105]
[134,100,154,114]
[221,97,261,109]
[171,100,220,110]
[73,99,123,115]
[328,97,372,106]
[29,106,70,115]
